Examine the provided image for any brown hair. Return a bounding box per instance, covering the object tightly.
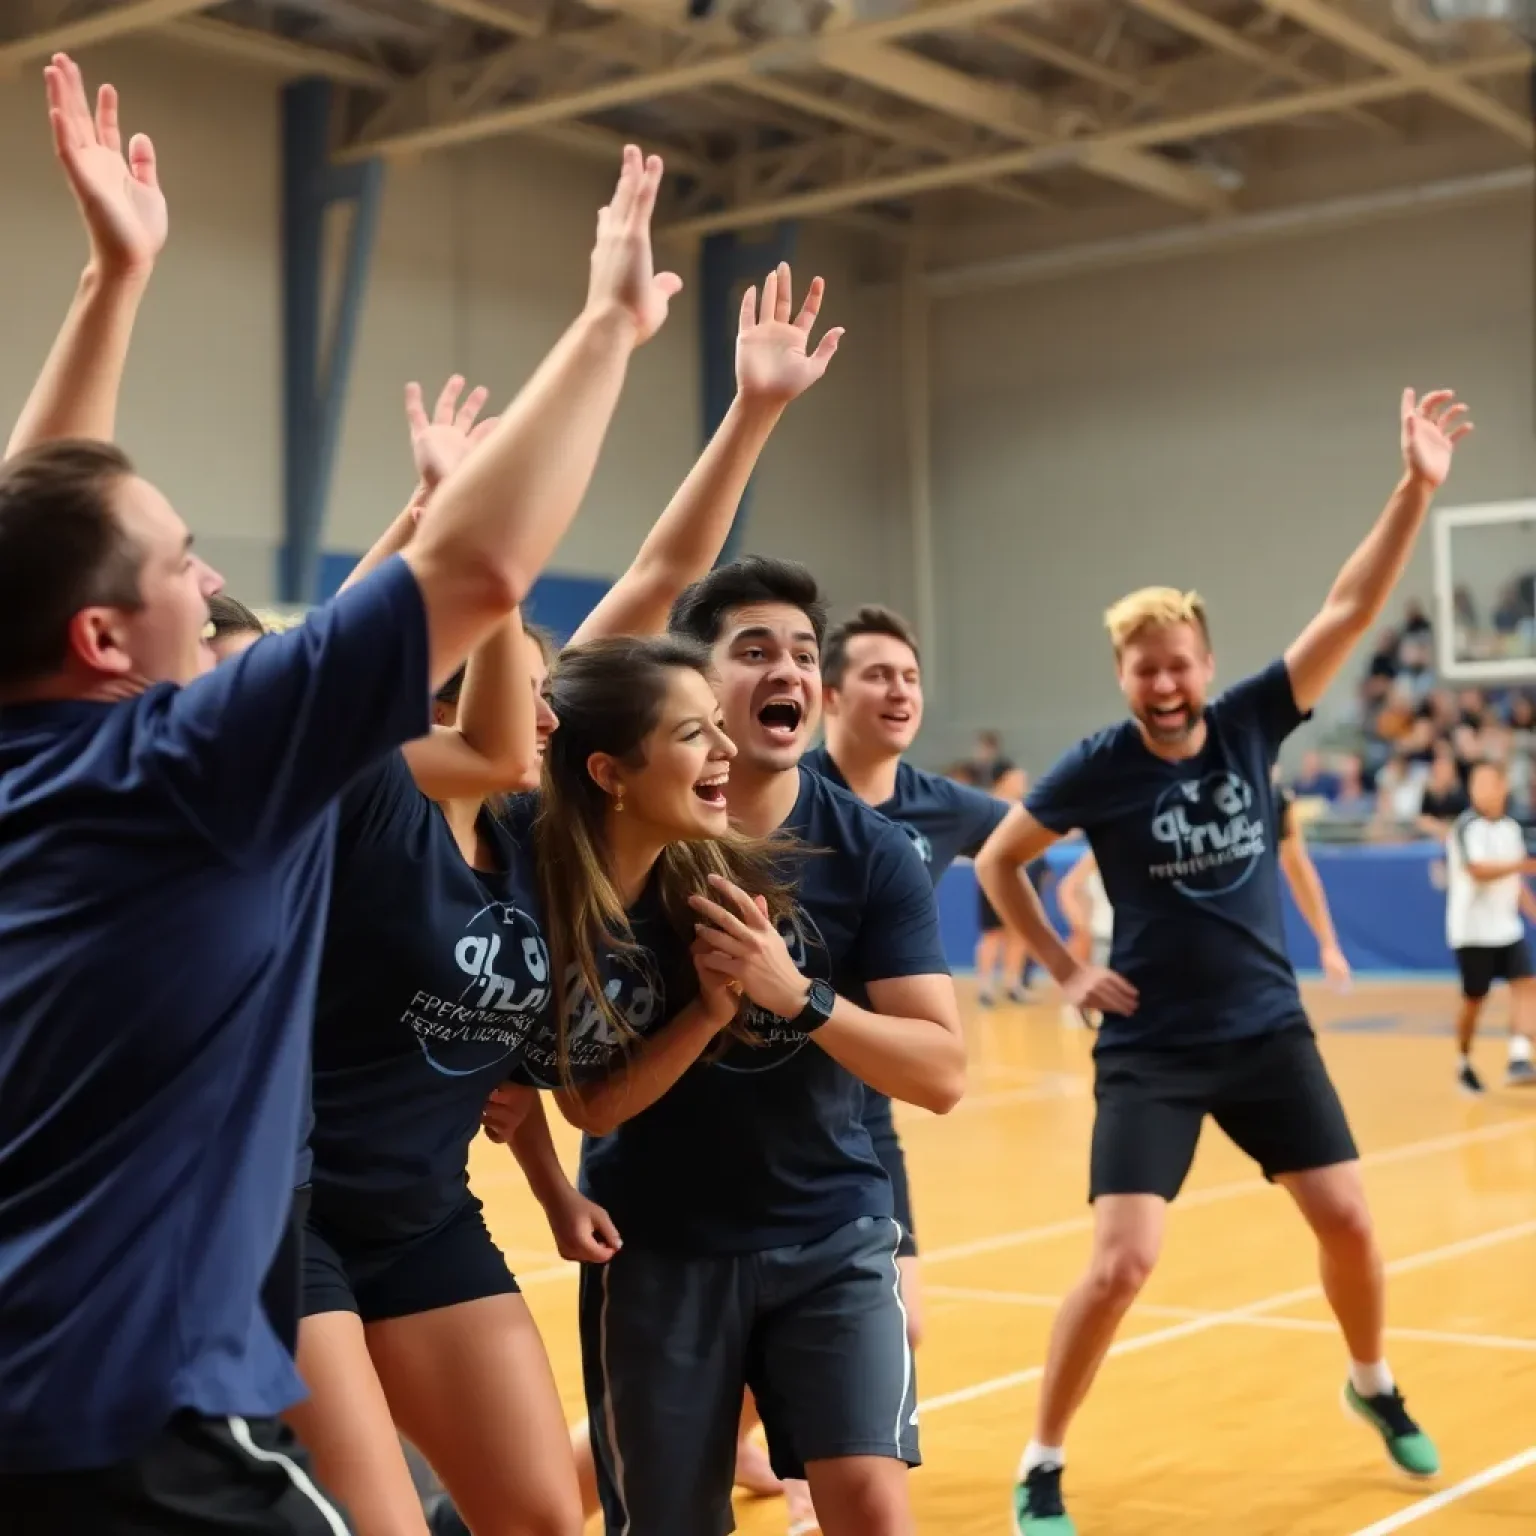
[0,440,143,695]
[534,634,798,1084]
[822,604,921,689]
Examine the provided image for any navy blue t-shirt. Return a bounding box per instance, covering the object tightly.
[805,745,1005,1143]
[1027,660,1307,1050]
[579,765,950,1251]
[0,557,428,1471]
[307,764,554,1245]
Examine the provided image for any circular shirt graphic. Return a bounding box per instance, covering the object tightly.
[411,901,548,1076]
[520,954,664,1088]
[1148,770,1266,901]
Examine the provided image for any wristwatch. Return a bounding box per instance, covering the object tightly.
[790,978,836,1033]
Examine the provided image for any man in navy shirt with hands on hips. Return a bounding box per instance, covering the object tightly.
[575,557,964,1536]
[977,389,1473,1535]
[0,54,682,1534]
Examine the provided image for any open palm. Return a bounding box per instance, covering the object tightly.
[1401,388,1473,489]
[405,376,496,499]
[45,54,166,273]
[736,263,843,406]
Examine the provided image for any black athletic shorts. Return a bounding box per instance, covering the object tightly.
[302,1198,518,1324]
[1089,1022,1358,1202]
[0,1413,352,1535]
[263,1186,310,1356]
[1455,939,1534,1000]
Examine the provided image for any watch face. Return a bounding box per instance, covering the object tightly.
[810,979,836,1016]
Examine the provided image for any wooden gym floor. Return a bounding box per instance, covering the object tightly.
[470,980,1536,1535]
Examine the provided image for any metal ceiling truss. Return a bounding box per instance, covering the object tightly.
[1,0,1530,253]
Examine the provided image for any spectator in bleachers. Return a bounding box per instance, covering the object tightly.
[967,729,1015,788]
[1293,749,1340,801]
[1417,743,1469,831]
[1325,754,1375,821]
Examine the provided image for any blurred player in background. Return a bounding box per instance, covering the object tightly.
[1444,759,1536,1091]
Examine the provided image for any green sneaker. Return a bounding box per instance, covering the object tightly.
[1013,1464,1077,1534]
[1343,1383,1440,1477]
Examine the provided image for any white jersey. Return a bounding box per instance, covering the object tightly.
[1445,812,1527,950]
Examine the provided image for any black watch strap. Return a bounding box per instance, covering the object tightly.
[791,978,836,1033]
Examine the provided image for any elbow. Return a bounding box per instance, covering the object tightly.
[920,1052,968,1115]
[554,1092,616,1138]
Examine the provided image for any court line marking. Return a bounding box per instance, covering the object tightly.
[916,1216,1536,1414]
[1345,1446,1536,1535]
[920,1115,1536,1265]
[497,1114,1536,1288]
[924,1285,1536,1354]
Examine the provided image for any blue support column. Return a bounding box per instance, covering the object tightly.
[699,224,798,566]
[280,78,383,604]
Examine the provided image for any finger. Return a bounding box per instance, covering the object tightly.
[1400,387,1415,426]
[95,83,120,155]
[738,283,757,336]
[753,895,769,919]
[654,271,684,301]
[433,375,464,425]
[687,892,755,939]
[706,873,765,924]
[47,106,72,168]
[592,1210,623,1248]
[1448,422,1475,444]
[55,56,90,142]
[630,152,663,230]
[1418,388,1456,419]
[467,415,499,446]
[809,327,844,368]
[792,274,824,333]
[455,384,490,432]
[404,381,429,433]
[1102,979,1139,1012]
[694,923,749,958]
[128,132,158,191]
[1435,402,1469,434]
[695,949,744,976]
[773,260,792,324]
[607,144,642,226]
[760,266,778,328]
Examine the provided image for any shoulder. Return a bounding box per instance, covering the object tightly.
[1032,721,1137,794]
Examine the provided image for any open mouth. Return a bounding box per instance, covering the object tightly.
[693,772,729,806]
[757,697,803,744]
[880,710,912,728]
[1148,703,1189,731]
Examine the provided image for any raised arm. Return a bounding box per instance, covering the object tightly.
[976,807,1138,1016]
[402,146,682,690]
[571,263,842,643]
[8,55,166,456]
[1284,390,1473,713]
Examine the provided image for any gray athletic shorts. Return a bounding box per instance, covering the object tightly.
[580,1214,918,1536]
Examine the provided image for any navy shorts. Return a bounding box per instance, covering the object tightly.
[1090,1022,1358,1202]
[1456,939,1534,1000]
[861,1091,916,1257]
[582,1215,917,1536]
[302,1198,518,1324]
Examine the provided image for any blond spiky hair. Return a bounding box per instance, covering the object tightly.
[1103,587,1211,657]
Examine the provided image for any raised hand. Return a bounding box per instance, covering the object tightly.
[44,54,165,276]
[404,375,495,501]
[1401,388,1473,489]
[586,145,683,344]
[736,264,843,406]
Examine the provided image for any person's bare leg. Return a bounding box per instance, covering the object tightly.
[1455,992,1485,1089]
[1506,977,1536,1082]
[803,1456,911,1536]
[1279,1161,1439,1478]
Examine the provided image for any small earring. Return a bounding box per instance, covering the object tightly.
[613,787,624,814]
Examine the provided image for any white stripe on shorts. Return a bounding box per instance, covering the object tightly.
[595,1264,634,1535]
[887,1218,916,1452]
[226,1416,351,1536]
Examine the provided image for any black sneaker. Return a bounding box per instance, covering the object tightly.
[1458,1060,1485,1094]
[1012,1464,1075,1534]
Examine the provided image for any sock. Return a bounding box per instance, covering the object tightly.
[1350,1359,1395,1398]
[1019,1441,1065,1479]
[1510,1034,1533,1064]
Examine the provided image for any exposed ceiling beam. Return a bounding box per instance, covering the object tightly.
[1256,0,1534,147]
[0,0,215,68]
[412,0,543,41]
[817,38,1229,210]
[343,0,1103,160]
[972,20,1148,99]
[160,17,396,89]
[1121,0,1396,136]
[731,74,1051,208]
[660,51,1530,234]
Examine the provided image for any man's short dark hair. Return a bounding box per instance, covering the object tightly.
[822,605,921,689]
[0,440,143,696]
[668,555,828,649]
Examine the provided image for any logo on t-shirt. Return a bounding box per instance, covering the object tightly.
[1148,771,1266,899]
[518,956,663,1086]
[402,901,550,1076]
[895,819,933,866]
[715,906,830,1072]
